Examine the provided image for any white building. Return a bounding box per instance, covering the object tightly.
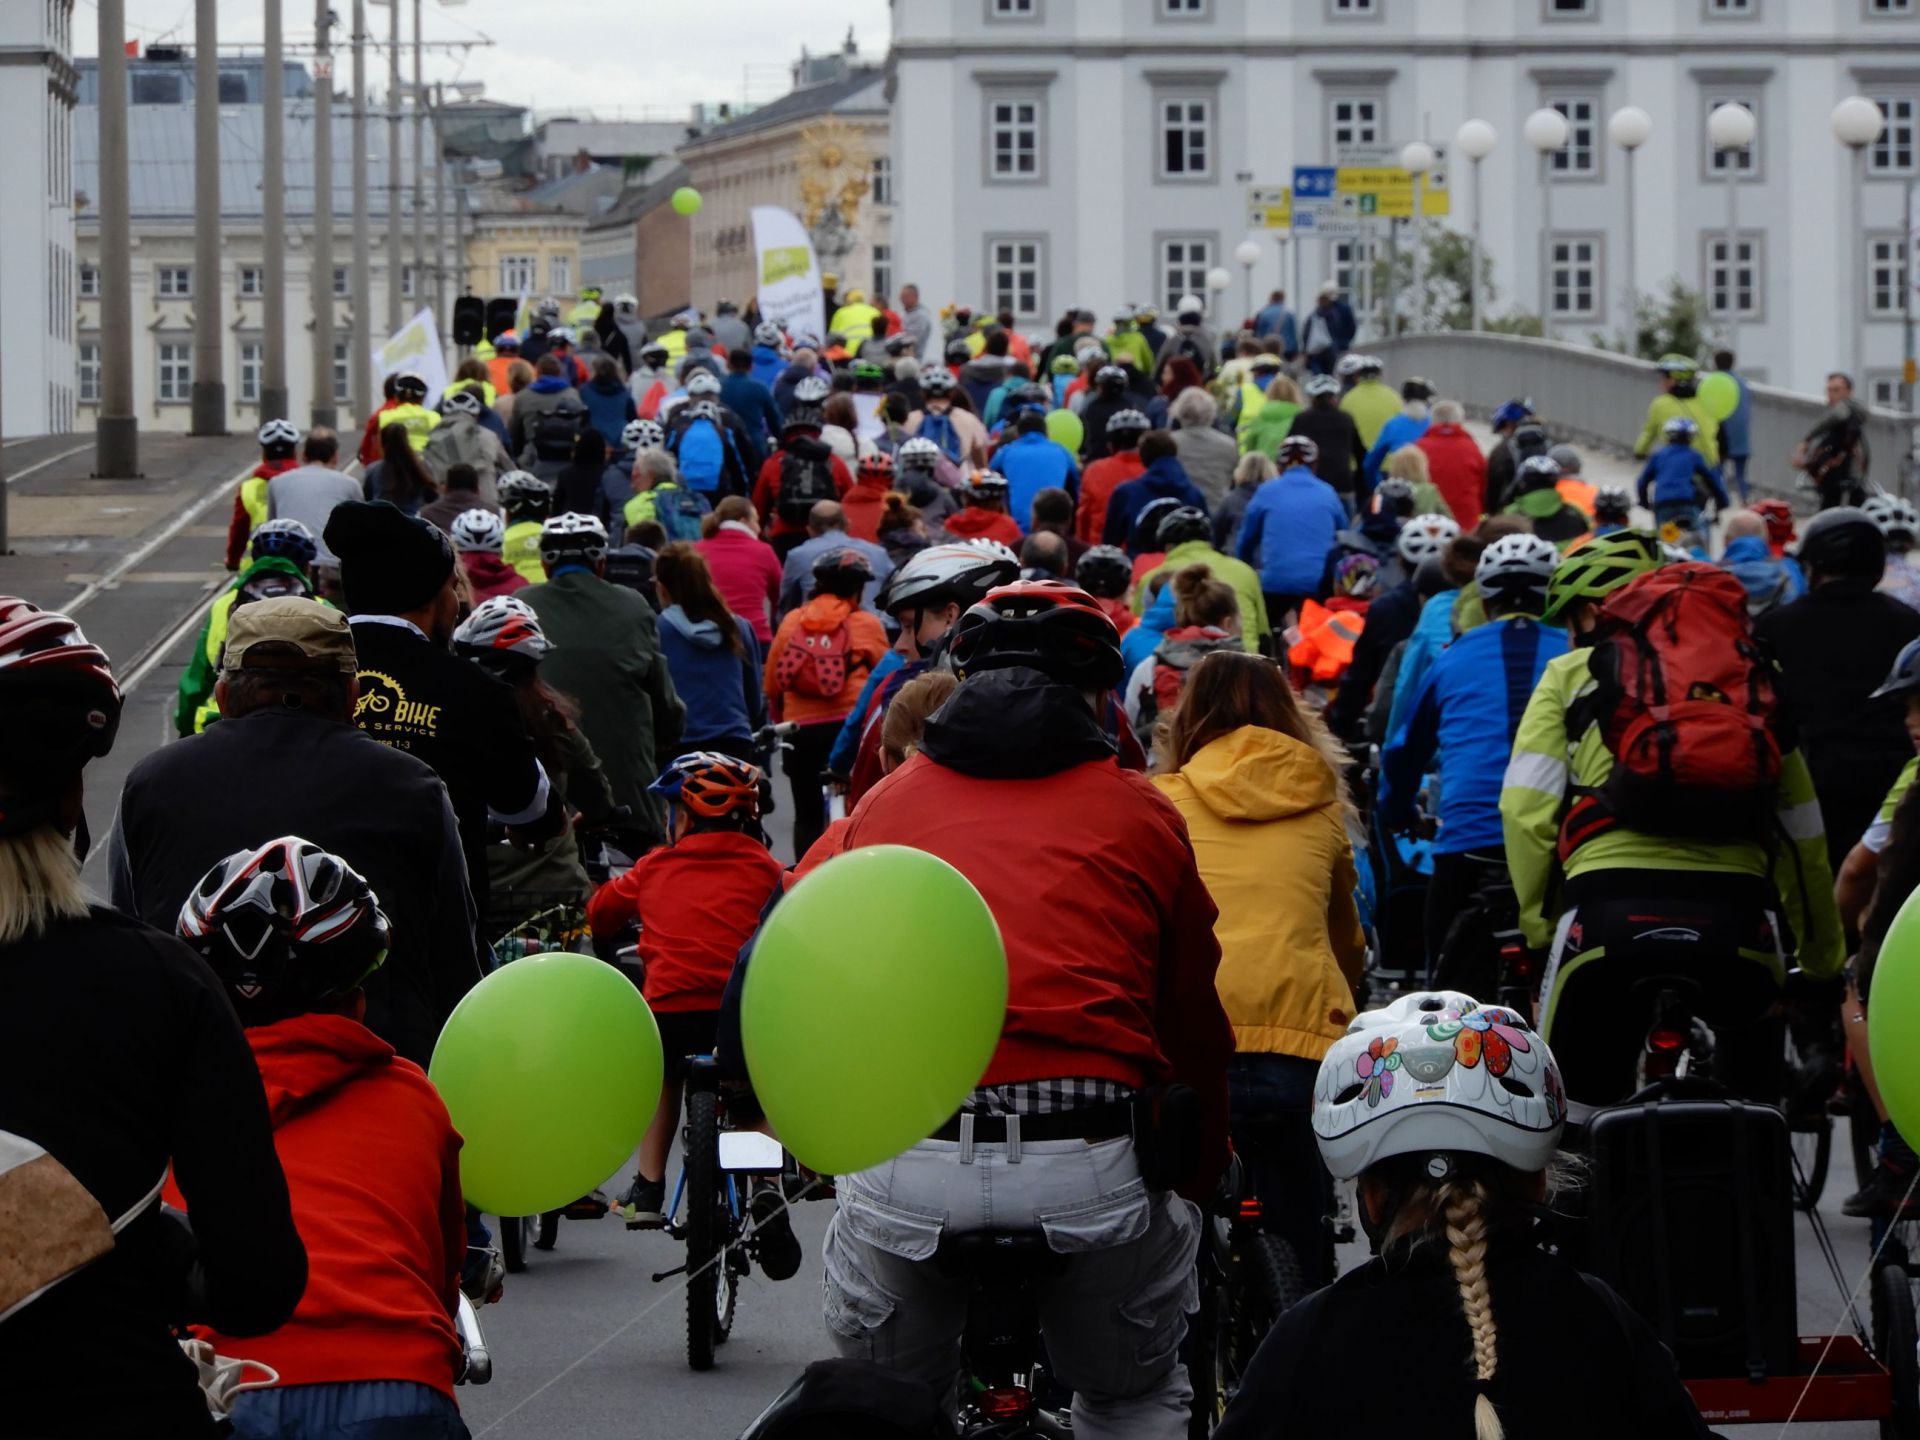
[0,0,79,436]
[889,0,1920,399]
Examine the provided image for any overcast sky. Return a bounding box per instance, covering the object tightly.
[86,1,892,114]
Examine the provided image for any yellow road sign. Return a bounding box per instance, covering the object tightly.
[1247,185,1292,230]
[1333,165,1451,218]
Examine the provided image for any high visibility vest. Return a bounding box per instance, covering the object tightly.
[239,475,271,532]
[1288,599,1367,683]
[657,328,689,364]
[567,301,601,332]
[502,520,547,584]
[385,403,441,451]
[829,303,881,346]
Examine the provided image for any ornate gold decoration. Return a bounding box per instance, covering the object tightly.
[797,118,873,228]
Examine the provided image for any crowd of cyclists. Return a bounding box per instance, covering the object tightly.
[4,275,1918,1440]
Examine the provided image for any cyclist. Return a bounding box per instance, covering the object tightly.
[892,436,961,531]
[1325,515,1461,742]
[1152,649,1363,1288]
[819,581,1230,1440]
[175,517,322,736]
[1124,564,1243,740]
[1589,484,1632,538]
[1505,455,1590,549]
[227,418,305,571]
[652,542,767,762]
[1634,416,1727,552]
[945,469,1026,548]
[0,599,306,1437]
[1076,543,1139,639]
[1075,405,1150,543]
[171,838,470,1440]
[450,507,528,604]
[1501,532,1845,1103]
[1216,992,1711,1438]
[1632,354,1720,468]
[1717,509,1804,617]
[1236,434,1346,627]
[1132,505,1269,653]
[1380,534,1566,974]
[499,470,556,584]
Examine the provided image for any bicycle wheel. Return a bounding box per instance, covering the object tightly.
[500,1215,528,1274]
[1792,1114,1833,1212]
[1210,1232,1304,1429]
[1873,1261,1920,1439]
[685,1086,724,1372]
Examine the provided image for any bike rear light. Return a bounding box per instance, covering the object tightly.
[1648,1027,1687,1053]
[1237,1198,1264,1220]
[978,1387,1034,1420]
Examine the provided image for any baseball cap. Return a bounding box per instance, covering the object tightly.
[221,598,358,675]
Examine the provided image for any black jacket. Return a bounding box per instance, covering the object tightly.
[1216,1236,1711,1439]
[0,908,306,1438]
[1288,404,1365,494]
[108,705,482,1065]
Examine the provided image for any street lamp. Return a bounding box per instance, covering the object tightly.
[1205,265,1233,328]
[1454,120,1495,332]
[1524,107,1570,337]
[1608,106,1652,341]
[1708,102,1757,351]
[1399,140,1436,332]
[1833,96,1887,385]
[1234,239,1263,339]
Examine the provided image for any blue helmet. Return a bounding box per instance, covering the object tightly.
[1873,636,1920,700]
[1662,416,1699,442]
[1491,398,1534,428]
[251,518,317,568]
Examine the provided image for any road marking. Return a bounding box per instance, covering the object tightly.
[117,580,223,697]
[65,466,246,616]
[5,442,93,485]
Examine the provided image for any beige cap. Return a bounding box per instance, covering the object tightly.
[221,597,357,674]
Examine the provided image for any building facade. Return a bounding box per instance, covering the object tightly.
[889,0,1920,398]
[0,0,78,436]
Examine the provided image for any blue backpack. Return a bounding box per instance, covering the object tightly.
[916,411,964,464]
[655,486,711,544]
[673,415,729,493]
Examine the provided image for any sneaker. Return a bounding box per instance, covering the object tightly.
[748,1185,803,1281]
[561,1189,610,1221]
[1842,1164,1920,1219]
[617,1175,666,1230]
[461,1245,505,1304]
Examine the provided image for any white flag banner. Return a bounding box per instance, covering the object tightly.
[372,307,450,407]
[752,206,826,349]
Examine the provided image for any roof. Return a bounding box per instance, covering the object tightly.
[678,67,884,151]
[584,161,690,233]
[534,118,694,160]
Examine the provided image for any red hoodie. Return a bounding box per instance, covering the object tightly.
[460,551,528,603]
[172,1013,465,1396]
[1076,451,1145,544]
[841,477,892,542]
[1415,423,1487,529]
[943,507,1024,547]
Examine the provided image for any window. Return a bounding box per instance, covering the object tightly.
[1546,0,1596,14]
[499,254,538,293]
[1868,234,1911,316]
[1160,237,1215,311]
[131,70,184,106]
[238,265,264,297]
[1549,235,1601,318]
[872,243,892,303]
[1705,95,1760,175]
[77,341,99,404]
[1328,0,1378,13]
[1872,96,1917,175]
[1867,373,1908,408]
[1548,97,1599,176]
[987,237,1043,319]
[1329,96,1382,150]
[548,255,571,294]
[1160,0,1210,15]
[217,72,249,105]
[1867,0,1913,14]
[872,155,893,206]
[1705,233,1762,318]
[1706,0,1755,13]
[988,0,1038,15]
[156,265,191,298]
[238,340,263,404]
[1159,97,1212,179]
[988,95,1043,181]
[333,340,352,404]
[156,340,192,402]
[1332,237,1377,315]
[401,265,418,300]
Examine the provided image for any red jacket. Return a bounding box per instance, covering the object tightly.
[943,507,1024,547]
[357,399,402,466]
[1415,423,1487,529]
[1076,452,1146,544]
[751,443,854,541]
[171,1014,464,1395]
[224,458,300,571]
[460,551,528,603]
[587,829,783,1012]
[841,477,892,542]
[699,525,784,644]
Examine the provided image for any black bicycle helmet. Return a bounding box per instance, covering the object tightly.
[1131,497,1185,553]
[1796,506,1886,584]
[811,547,876,597]
[1372,477,1417,518]
[949,581,1124,690]
[1074,545,1135,600]
[1156,506,1211,550]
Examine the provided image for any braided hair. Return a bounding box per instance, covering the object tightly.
[1438,1178,1504,1440]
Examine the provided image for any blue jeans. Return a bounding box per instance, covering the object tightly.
[1227,1053,1332,1288]
[230,1381,470,1439]
[1724,454,1749,504]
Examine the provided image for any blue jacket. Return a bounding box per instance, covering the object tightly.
[478,407,511,448]
[656,605,765,748]
[1719,372,1753,459]
[1379,615,1570,855]
[1363,411,1431,493]
[1636,442,1729,510]
[579,377,638,450]
[749,344,787,392]
[997,431,1080,530]
[1720,533,1806,614]
[828,650,907,774]
[1103,455,1209,552]
[1385,589,1460,742]
[720,373,784,456]
[1234,467,1348,594]
[1121,582,1177,682]
[1253,302,1297,353]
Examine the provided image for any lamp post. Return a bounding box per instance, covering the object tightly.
[1607,106,1652,343]
[1205,266,1233,332]
[1234,239,1263,340]
[1399,140,1436,332]
[1708,102,1757,354]
[1453,120,1495,332]
[1833,96,1887,388]
[1524,107,1570,338]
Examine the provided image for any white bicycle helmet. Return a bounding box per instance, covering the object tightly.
[1276,435,1321,468]
[1106,408,1150,435]
[1475,532,1560,602]
[1335,353,1366,380]
[1397,514,1461,566]
[792,376,831,406]
[897,437,942,471]
[453,594,552,663]
[879,540,1022,614]
[685,370,722,398]
[449,507,505,554]
[497,470,551,505]
[257,418,300,448]
[921,369,957,396]
[441,387,484,417]
[547,327,575,346]
[1313,990,1566,1181]
[753,321,784,348]
[622,418,666,453]
[1662,415,1698,442]
[1305,374,1341,398]
[1514,454,1564,492]
[1864,493,1920,544]
[538,512,609,566]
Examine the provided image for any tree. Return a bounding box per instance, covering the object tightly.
[1589,279,1725,360]
[1363,221,1545,337]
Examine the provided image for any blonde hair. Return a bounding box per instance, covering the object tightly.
[0,824,91,946]
[1263,374,1302,404]
[1442,1180,1504,1440]
[880,670,959,772]
[1384,445,1431,486]
[1234,453,1277,488]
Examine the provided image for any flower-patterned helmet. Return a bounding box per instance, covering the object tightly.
[1312,990,1566,1180]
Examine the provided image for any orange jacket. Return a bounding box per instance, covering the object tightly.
[763,596,889,726]
[1289,598,1368,683]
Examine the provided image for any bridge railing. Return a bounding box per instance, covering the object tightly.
[1366,332,1915,501]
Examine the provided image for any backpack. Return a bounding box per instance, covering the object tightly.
[654,485,710,544]
[777,448,840,526]
[775,619,854,699]
[673,415,728,493]
[532,403,585,462]
[1560,563,1783,853]
[1141,628,1238,731]
[915,411,964,464]
[1169,331,1211,370]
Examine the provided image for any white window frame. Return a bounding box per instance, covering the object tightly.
[1547,95,1601,178]
[548,255,571,295]
[156,339,192,402]
[985,92,1045,184]
[1327,94,1384,152]
[498,254,537,293]
[1544,0,1598,18]
[238,265,264,298]
[1868,232,1912,316]
[1158,235,1218,313]
[1703,93,1762,179]
[985,235,1045,322]
[78,264,99,298]
[1866,371,1908,408]
[1548,233,1603,320]
[77,340,99,403]
[1331,236,1378,317]
[156,265,192,298]
[1327,0,1379,16]
[1871,94,1917,176]
[1704,231,1764,320]
[872,243,892,303]
[237,338,263,404]
[986,0,1040,18]
[871,155,893,206]
[333,339,353,405]
[1157,94,1214,181]
[1866,0,1914,17]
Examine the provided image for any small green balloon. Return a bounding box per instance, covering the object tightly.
[1871,884,1920,1146]
[430,952,661,1217]
[1045,408,1085,455]
[671,186,703,217]
[743,846,1007,1176]
[1697,370,1740,423]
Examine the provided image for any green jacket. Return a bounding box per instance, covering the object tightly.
[1499,648,1843,983]
[1338,380,1401,451]
[1132,540,1271,652]
[1105,327,1155,374]
[1239,400,1300,459]
[521,570,685,847]
[173,556,312,737]
[1633,393,1721,465]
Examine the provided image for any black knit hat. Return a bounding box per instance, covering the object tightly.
[324,501,455,616]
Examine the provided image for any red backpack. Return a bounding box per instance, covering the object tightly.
[1560,563,1783,855]
[775,621,854,700]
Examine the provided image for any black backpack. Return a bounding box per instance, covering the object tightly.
[777,448,839,526]
[532,403,586,462]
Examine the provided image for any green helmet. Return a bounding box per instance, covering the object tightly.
[1050,354,1079,376]
[1542,530,1665,622]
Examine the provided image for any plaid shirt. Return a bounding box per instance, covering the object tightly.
[962,1077,1135,1117]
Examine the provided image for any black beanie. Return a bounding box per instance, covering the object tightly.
[324,500,455,616]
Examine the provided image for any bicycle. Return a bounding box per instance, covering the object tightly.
[935,1229,1073,1440]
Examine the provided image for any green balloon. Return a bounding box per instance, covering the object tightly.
[1698,370,1740,423]
[430,952,661,1217]
[743,845,1007,1175]
[1045,408,1085,454]
[1872,884,1920,1145]
[671,186,703,217]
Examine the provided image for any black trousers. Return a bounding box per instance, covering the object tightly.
[785,720,838,863]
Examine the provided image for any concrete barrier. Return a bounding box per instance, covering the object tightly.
[1367,332,1916,502]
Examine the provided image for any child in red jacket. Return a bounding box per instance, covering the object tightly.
[171,837,469,1440]
[225,420,303,571]
[587,752,784,1230]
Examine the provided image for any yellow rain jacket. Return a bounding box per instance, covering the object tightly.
[1153,725,1365,1060]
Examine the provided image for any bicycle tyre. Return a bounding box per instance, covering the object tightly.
[1857,1080,1883,1194]
[1209,1231,1304,1432]
[500,1215,527,1274]
[686,1086,722,1372]
[1184,1271,1223,1440]
[1792,1113,1833,1213]
[1874,1261,1920,1439]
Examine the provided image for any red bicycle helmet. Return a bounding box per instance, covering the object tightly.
[0,598,122,833]
[858,450,896,482]
[949,580,1124,689]
[649,751,763,822]
[1753,497,1796,553]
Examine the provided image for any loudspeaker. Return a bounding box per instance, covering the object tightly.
[484,297,520,342]
[453,295,486,346]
